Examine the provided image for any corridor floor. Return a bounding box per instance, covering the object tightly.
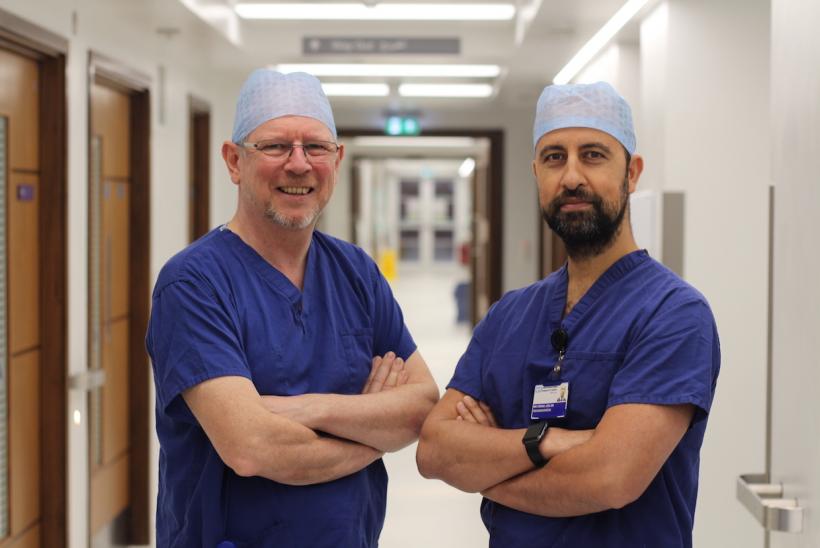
[379,268,489,547]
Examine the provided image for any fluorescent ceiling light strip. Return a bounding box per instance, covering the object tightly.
[399,83,494,98]
[350,136,477,148]
[275,63,501,78]
[553,0,649,84]
[235,3,515,21]
[321,83,390,96]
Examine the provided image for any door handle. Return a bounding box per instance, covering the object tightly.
[736,473,803,533]
[68,369,106,392]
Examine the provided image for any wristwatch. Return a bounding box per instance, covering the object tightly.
[522,421,549,468]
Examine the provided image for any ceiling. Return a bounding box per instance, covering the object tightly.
[113,0,648,111]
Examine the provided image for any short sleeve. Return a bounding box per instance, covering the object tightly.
[146,279,252,416]
[369,262,417,361]
[446,302,500,401]
[607,297,719,423]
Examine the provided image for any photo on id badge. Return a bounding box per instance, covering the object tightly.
[531,381,570,420]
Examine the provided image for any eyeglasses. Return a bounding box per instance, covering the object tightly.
[241,139,340,162]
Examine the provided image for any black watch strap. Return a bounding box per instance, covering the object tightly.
[522,421,549,468]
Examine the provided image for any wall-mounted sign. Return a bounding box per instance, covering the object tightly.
[303,37,459,55]
[16,184,35,202]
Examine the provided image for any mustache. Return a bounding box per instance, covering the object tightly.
[548,187,601,209]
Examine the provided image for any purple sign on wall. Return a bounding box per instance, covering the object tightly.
[17,184,35,201]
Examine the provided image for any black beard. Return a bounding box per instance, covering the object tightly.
[542,178,629,261]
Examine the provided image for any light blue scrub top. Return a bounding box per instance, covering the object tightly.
[147,227,416,547]
[448,250,720,548]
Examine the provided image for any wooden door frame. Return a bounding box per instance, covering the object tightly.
[0,9,68,548]
[87,51,151,546]
[339,128,504,310]
[188,95,211,242]
[538,223,567,278]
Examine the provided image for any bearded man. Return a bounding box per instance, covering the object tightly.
[417,81,720,548]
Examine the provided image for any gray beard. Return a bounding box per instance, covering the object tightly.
[265,205,321,230]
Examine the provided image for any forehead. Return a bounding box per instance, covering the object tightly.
[248,115,333,141]
[535,127,621,152]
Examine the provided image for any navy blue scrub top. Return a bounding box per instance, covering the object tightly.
[448,250,720,548]
[146,227,416,548]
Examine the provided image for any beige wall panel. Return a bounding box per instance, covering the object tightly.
[8,351,40,536]
[105,182,130,319]
[8,173,39,353]
[0,49,38,171]
[89,455,129,536]
[102,319,129,463]
[90,83,130,179]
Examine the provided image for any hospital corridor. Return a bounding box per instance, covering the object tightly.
[0,0,819,546]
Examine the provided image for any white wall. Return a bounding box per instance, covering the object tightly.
[640,1,771,546]
[769,1,820,546]
[575,42,641,121]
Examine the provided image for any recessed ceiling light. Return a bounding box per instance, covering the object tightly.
[321,83,390,96]
[553,0,650,84]
[459,157,476,177]
[275,63,501,78]
[235,3,516,21]
[398,83,494,98]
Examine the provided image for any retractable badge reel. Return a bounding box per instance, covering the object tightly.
[531,328,570,420]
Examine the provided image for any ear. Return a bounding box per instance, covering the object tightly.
[222,141,243,186]
[627,153,644,194]
[335,142,345,169]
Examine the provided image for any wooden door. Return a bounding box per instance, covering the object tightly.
[470,160,491,324]
[88,81,132,538]
[539,222,567,278]
[189,105,210,242]
[0,46,41,548]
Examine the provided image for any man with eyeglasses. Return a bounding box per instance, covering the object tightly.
[417,82,720,547]
[147,69,438,547]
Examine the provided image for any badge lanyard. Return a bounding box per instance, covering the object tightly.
[531,328,570,420]
[550,328,569,379]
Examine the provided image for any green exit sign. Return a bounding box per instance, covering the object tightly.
[385,115,421,136]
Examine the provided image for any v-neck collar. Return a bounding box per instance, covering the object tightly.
[548,249,649,334]
[219,225,316,309]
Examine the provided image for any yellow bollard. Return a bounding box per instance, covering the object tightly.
[378,248,397,282]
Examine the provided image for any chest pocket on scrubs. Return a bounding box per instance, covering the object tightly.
[525,351,624,429]
[340,328,374,394]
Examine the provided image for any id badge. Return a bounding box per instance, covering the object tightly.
[531,382,569,420]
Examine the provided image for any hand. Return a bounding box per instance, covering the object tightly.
[361,352,408,394]
[455,395,498,427]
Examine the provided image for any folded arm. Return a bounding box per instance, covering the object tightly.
[416,389,592,492]
[481,402,695,516]
[262,350,439,452]
[183,375,382,486]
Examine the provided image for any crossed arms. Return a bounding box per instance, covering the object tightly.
[184,351,438,486]
[416,388,694,516]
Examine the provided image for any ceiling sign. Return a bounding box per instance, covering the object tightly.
[303,37,460,55]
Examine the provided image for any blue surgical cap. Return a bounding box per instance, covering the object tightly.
[231,69,337,144]
[533,81,636,154]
